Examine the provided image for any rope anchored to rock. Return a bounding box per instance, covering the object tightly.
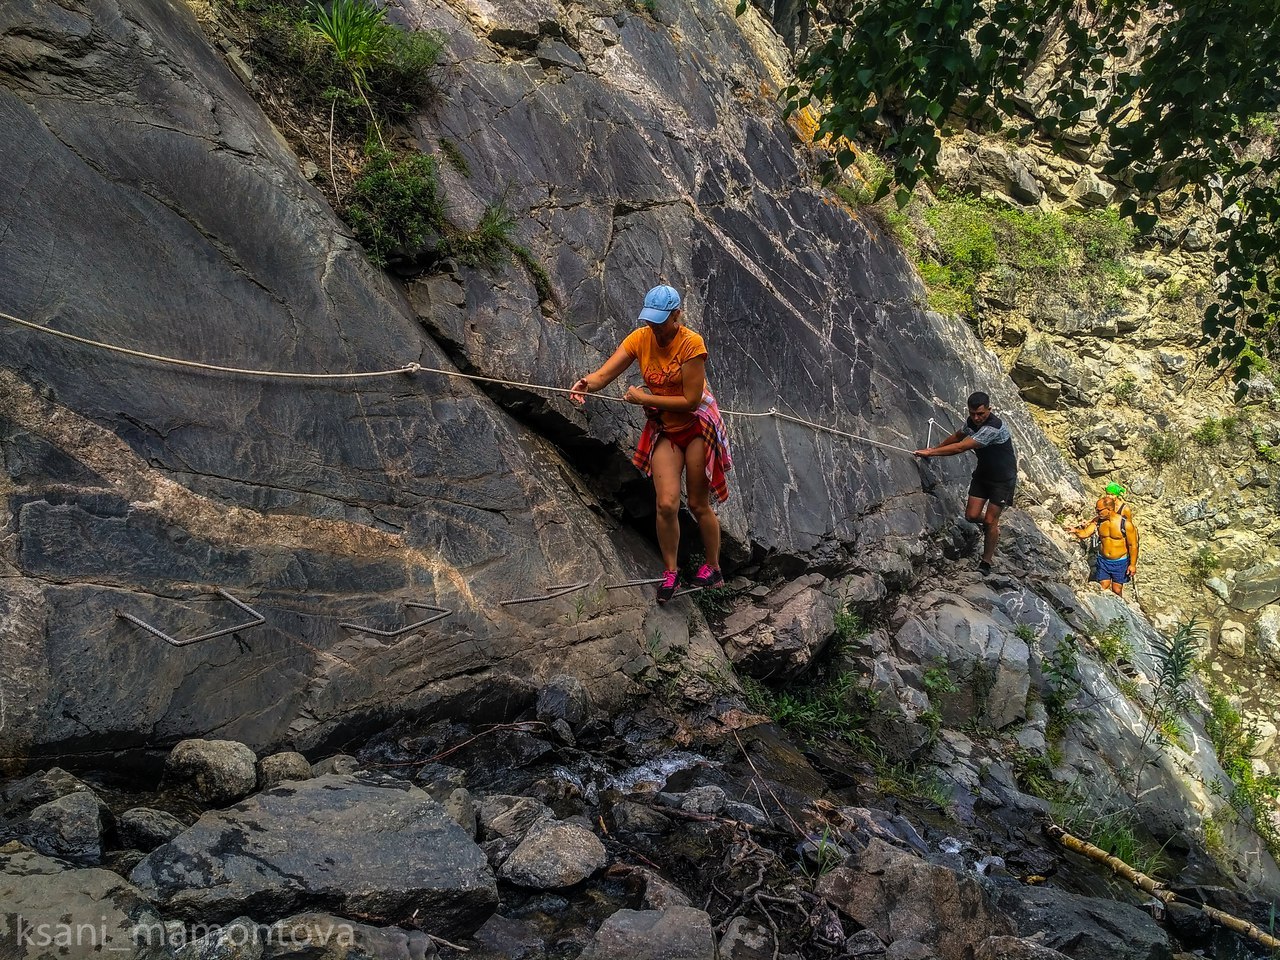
[0,310,920,456]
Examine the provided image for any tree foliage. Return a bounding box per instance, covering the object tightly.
[746,0,1280,384]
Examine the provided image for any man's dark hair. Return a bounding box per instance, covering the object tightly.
[967,391,990,409]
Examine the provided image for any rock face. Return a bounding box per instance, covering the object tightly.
[0,0,1078,759]
[128,775,497,933]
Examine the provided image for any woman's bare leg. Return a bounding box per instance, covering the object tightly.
[651,438,685,570]
[683,438,720,568]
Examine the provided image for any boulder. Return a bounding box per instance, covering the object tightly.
[1255,606,1280,662]
[476,795,554,840]
[1230,564,1280,611]
[498,818,607,888]
[722,575,839,678]
[996,885,1171,960]
[117,808,186,853]
[814,838,1013,960]
[165,739,258,805]
[578,906,718,960]
[129,775,496,933]
[0,845,168,960]
[21,792,105,865]
[257,752,313,789]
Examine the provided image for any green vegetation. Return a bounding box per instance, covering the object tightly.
[1143,431,1182,466]
[1190,546,1220,584]
[913,197,1135,314]
[446,202,517,268]
[1111,375,1138,402]
[762,671,877,747]
[833,605,866,646]
[1052,803,1172,878]
[1090,617,1132,666]
[1204,685,1280,856]
[1191,416,1226,447]
[1253,426,1280,463]
[755,0,1280,388]
[344,148,444,266]
[1041,635,1083,746]
[438,138,471,176]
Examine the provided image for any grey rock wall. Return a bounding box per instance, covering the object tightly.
[0,0,1079,760]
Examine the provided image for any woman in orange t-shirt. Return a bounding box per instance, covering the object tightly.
[569,284,731,604]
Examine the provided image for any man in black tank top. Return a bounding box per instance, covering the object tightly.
[914,391,1018,576]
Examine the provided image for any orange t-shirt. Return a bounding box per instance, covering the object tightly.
[621,325,708,429]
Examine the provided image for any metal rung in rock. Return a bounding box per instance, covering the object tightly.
[339,602,452,638]
[116,588,266,647]
[501,578,597,606]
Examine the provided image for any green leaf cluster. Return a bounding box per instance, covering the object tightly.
[769,0,1280,384]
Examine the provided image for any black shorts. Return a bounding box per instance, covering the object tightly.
[968,475,1016,507]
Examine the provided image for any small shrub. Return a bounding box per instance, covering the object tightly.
[344,148,445,266]
[1253,426,1280,463]
[445,202,516,268]
[1144,431,1182,465]
[1014,623,1036,644]
[1111,375,1138,401]
[833,606,866,645]
[1191,416,1225,447]
[1092,617,1133,665]
[1190,546,1220,583]
[1065,208,1136,262]
[923,664,960,697]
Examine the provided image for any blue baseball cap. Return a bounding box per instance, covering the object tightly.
[638,284,682,324]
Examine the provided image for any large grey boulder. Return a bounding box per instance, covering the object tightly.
[577,906,718,960]
[996,886,1171,960]
[129,775,497,933]
[721,575,840,678]
[165,739,258,805]
[814,838,1013,960]
[1230,563,1280,611]
[0,844,168,960]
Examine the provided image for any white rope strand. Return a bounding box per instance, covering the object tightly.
[0,311,919,455]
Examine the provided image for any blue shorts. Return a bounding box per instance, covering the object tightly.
[1093,553,1131,584]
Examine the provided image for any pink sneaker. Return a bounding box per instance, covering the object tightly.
[656,569,680,604]
[693,563,724,588]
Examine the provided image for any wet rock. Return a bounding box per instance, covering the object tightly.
[264,912,438,960]
[258,752,313,789]
[975,936,1072,959]
[472,914,544,959]
[995,885,1170,960]
[578,906,717,960]
[0,846,168,959]
[610,800,672,835]
[477,795,554,840]
[536,675,592,728]
[310,755,359,777]
[130,775,496,933]
[165,739,257,805]
[498,818,606,889]
[719,916,775,960]
[117,807,186,852]
[21,792,105,865]
[815,838,1013,960]
[722,801,768,826]
[679,785,727,815]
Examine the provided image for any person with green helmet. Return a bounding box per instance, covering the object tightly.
[1103,482,1135,525]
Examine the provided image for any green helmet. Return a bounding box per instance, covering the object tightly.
[1105,482,1126,497]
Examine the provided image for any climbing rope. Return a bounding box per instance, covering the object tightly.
[0,310,921,456]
